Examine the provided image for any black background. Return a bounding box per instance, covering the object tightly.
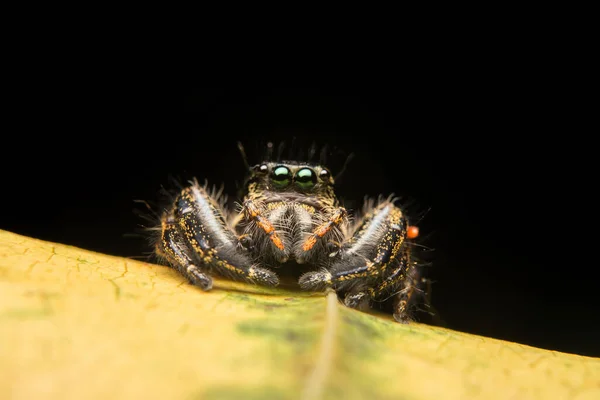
[2,86,598,357]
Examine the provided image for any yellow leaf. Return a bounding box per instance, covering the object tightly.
[1,229,599,400]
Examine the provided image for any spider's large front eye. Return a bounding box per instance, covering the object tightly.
[295,168,317,189]
[272,166,292,188]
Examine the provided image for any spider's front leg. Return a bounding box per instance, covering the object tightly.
[156,182,279,289]
[299,200,420,323]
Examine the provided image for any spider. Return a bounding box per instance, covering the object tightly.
[153,145,424,323]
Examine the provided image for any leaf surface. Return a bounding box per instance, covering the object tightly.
[1,229,599,400]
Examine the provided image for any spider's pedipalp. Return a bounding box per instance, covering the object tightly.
[243,198,287,253]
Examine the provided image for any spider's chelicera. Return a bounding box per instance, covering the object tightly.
[153,153,423,323]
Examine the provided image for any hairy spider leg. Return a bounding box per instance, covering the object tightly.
[343,245,421,323]
[159,185,279,287]
[299,202,407,292]
[392,260,421,323]
[157,215,213,290]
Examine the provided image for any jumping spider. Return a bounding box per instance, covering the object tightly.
[154,150,423,323]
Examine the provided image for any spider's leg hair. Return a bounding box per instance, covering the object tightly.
[133,199,161,225]
[319,143,329,166]
[277,141,286,162]
[237,141,251,170]
[288,136,297,160]
[308,141,318,162]
[333,152,355,183]
[132,194,178,263]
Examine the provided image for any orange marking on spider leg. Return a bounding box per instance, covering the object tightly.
[255,216,284,250]
[270,234,285,250]
[244,201,261,218]
[303,222,332,251]
[407,225,419,239]
[257,219,274,234]
[302,235,318,251]
[302,209,345,251]
[244,200,285,250]
[316,223,333,237]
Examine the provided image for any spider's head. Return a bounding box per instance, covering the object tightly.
[236,141,349,205]
[245,161,335,198]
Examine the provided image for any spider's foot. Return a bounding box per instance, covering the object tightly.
[298,270,332,291]
[393,312,412,324]
[343,291,370,311]
[248,266,280,287]
[393,300,413,324]
[186,264,213,290]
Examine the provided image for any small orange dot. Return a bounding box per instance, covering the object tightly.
[407,225,419,239]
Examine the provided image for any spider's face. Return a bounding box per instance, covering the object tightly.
[245,161,337,205]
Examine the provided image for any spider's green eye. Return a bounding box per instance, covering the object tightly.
[295,168,317,189]
[272,166,292,188]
